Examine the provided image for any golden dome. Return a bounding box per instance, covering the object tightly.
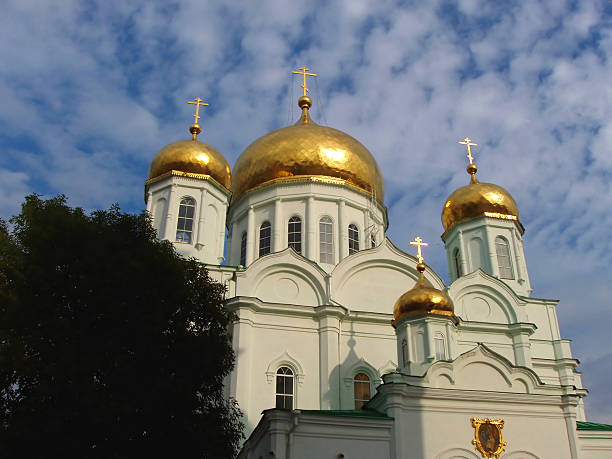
[148,138,231,190]
[442,164,519,235]
[392,263,455,325]
[231,96,384,204]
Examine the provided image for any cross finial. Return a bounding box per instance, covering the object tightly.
[459,137,478,165]
[410,236,429,264]
[292,66,318,97]
[188,97,209,124]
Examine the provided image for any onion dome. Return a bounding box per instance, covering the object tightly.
[148,99,231,190]
[393,262,455,326]
[442,142,520,236]
[231,95,384,204]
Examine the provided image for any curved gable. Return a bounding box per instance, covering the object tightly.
[449,269,526,324]
[425,344,545,394]
[331,238,447,313]
[235,248,328,306]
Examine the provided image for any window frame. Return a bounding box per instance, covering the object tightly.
[495,236,514,280]
[348,224,360,255]
[319,216,334,264]
[288,215,302,254]
[240,231,247,266]
[401,339,409,367]
[434,332,447,361]
[275,366,294,410]
[454,248,462,278]
[259,221,272,257]
[175,197,196,244]
[353,372,371,409]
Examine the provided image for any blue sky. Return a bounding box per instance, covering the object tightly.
[1,0,611,422]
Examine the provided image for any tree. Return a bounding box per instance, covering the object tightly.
[0,195,243,458]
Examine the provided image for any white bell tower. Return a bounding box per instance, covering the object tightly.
[441,138,531,296]
[145,97,232,265]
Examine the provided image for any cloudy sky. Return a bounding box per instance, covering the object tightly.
[1,0,611,422]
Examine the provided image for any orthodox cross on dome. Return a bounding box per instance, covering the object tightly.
[459,137,478,165]
[292,66,318,97]
[188,97,209,125]
[410,236,429,264]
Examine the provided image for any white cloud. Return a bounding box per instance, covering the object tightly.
[0,0,611,421]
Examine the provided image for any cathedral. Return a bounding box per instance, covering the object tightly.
[144,71,612,458]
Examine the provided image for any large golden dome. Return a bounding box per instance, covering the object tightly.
[393,263,455,325]
[231,96,384,204]
[148,138,231,190]
[442,164,520,235]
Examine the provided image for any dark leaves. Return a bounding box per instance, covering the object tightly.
[0,195,243,458]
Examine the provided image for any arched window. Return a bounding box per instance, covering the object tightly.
[495,236,514,279]
[454,248,462,278]
[370,234,376,248]
[288,216,302,254]
[176,197,196,243]
[401,339,409,367]
[240,231,247,266]
[319,217,334,263]
[348,224,359,255]
[434,333,447,360]
[353,373,371,409]
[259,221,271,257]
[275,366,294,409]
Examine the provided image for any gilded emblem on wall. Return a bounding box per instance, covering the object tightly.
[471,418,507,458]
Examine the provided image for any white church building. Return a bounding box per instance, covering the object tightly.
[144,81,612,458]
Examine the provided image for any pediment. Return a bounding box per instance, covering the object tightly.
[330,237,447,313]
[424,344,546,394]
[448,269,526,324]
[235,248,328,306]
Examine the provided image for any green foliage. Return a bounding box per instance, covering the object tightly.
[0,195,243,458]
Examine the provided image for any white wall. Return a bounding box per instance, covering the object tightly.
[227,180,387,269]
[146,173,230,264]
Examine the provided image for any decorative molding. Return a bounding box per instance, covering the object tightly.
[265,351,305,386]
[342,358,381,387]
[378,360,398,377]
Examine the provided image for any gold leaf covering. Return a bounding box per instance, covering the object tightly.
[392,263,455,325]
[442,169,519,235]
[148,139,231,190]
[230,105,384,205]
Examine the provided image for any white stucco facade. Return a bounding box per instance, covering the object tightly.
[145,171,230,264]
[146,123,612,458]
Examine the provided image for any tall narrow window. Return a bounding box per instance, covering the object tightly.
[495,236,514,279]
[319,217,334,264]
[434,333,447,360]
[288,216,302,254]
[401,339,409,367]
[353,373,371,409]
[240,231,247,266]
[275,366,294,409]
[370,234,376,248]
[176,197,196,243]
[259,221,271,257]
[454,248,462,278]
[348,224,359,255]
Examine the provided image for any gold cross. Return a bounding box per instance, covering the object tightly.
[410,236,429,263]
[459,137,478,164]
[188,97,209,124]
[292,66,318,97]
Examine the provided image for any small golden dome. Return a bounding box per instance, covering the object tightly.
[442,164,519,234]
[393,263,455,325]
[148,139,231,190]
[231,99,384,204]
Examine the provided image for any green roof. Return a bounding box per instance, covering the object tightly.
[299,409,393,420]
[577,421,612,431]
